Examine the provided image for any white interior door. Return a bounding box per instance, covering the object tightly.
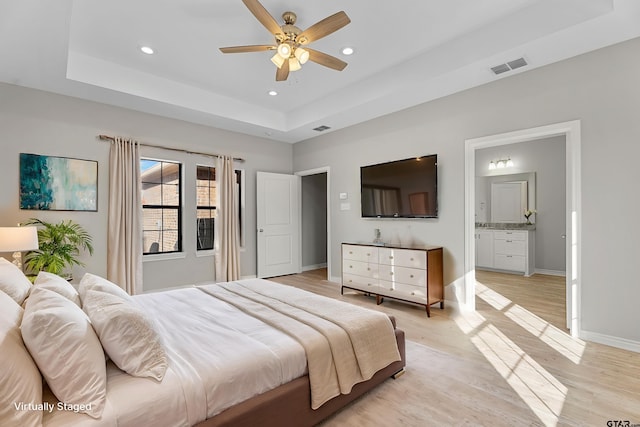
[256,172,300,278]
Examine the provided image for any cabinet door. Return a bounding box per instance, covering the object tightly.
[476,230,494,268]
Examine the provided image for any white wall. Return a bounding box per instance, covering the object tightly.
[293,37,640,345]
[0,83,293,291]
[476,136,566,272]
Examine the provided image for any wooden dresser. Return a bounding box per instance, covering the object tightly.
[341,243,444,316]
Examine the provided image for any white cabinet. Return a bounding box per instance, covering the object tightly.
[342,243,444,317]
[475,229,535,276]
[475,230,494,268]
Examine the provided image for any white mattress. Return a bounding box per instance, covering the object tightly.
[43,285,307,427]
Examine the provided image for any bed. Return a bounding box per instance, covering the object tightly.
[0,264,406,427]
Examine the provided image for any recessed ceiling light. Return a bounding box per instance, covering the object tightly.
[268,90,278,96]
[341,47,354,56]
[140,46,154,55]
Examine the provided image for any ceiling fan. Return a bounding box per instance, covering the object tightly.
[219,0,351,81]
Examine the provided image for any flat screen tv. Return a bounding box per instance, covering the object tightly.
[360,155,438,218]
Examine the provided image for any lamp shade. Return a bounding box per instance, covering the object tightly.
[0,227,39,252]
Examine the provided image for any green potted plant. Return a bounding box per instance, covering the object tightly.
[23,218,94,278]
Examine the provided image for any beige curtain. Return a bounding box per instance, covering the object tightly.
[215,155,241,281]
[107,137,143,294]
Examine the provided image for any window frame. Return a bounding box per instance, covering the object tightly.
[140,158,183,256]
[195,164,245,253]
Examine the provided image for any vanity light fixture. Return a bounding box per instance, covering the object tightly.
[489,157,513,170]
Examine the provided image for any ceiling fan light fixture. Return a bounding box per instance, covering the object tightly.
[271,53,285,68]
[289,57,302,72]
[295,47,309,64]
[277,43,291,59]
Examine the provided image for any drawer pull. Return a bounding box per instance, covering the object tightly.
[389,256,394,260]
[349,265,353,268]
[411,292,415,296]
[348,279,352,283]
[389,272,394,276]
[366,253,371,256]
[410,274,414,278]
[506,240,512,243]
[349,251,353,254]
[410,257,414,261]
[389,288,394,291]
[367,267,370,271]
[368,283,372,287]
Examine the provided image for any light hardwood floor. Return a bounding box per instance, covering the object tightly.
[271,269,640,426]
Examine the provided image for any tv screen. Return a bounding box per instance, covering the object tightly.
[361,155,438,218]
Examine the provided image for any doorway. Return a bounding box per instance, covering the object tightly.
[465,120,581,334]
[297,167,330,281]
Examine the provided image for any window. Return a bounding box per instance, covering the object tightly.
[196,166,216,251]
[196,166,243,251]
[141,159,182,254]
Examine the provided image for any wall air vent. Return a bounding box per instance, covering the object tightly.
[313,125,331,132]
[491,57,528,75]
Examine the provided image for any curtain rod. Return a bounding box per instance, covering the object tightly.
[98,134,244,162]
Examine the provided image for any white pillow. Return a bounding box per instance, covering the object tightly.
[0,290,43,427]
[21,287,106,419]
[34,271,81,307]
[83,289,168,381]
[0,257,32,305]
[79,272,132,304]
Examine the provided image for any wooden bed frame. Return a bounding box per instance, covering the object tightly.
[195,321,406,427]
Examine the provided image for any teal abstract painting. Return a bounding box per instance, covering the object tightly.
[20,153,98,211]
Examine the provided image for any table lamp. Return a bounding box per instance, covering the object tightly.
[0,226,39,270]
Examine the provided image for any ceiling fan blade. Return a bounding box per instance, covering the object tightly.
[276,59,290,81]
[242,0,282,36]
[296,11,350,45]
[219,45,275,54]
[306,48,348,71]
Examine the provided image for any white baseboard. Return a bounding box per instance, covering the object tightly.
[302,263,327,272]
[580,329,640,353]
[534,268,566,277]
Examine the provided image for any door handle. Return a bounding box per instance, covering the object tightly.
[561,234,566,239]
[259,229,264,232]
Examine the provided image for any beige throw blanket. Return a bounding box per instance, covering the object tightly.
[197,279,401,409]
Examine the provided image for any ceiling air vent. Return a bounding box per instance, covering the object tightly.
[491,57,528,75]
[313,125,331,132]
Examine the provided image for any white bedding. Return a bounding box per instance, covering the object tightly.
[43,284,307,427]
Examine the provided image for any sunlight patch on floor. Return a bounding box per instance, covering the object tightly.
[454,311,567,427]
[504,304,585,364]
[475,280,585,364]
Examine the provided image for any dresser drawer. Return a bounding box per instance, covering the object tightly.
[343,259,379,278]
[378,265,426,286]
[494,239,526,256]
[493,230,527,241]
[378,248,427,269]
[379,280,426,304]
[494,254,526,272]
[343,274,379,292]
[342,244,379,263]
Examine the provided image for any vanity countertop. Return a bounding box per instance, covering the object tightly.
[475,223,536,231]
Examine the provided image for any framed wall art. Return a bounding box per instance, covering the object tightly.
[19,153,98,211]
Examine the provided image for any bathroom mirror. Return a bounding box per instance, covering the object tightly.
[475,172,536,223]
